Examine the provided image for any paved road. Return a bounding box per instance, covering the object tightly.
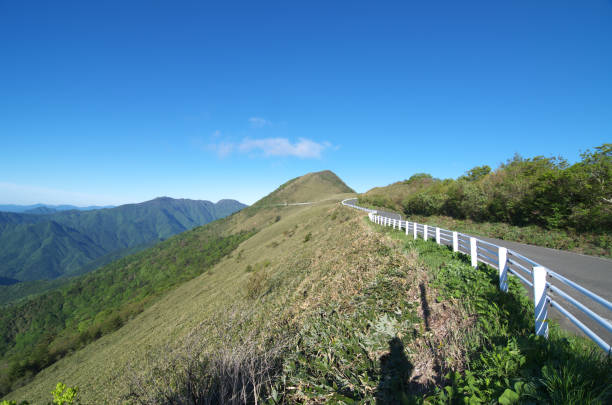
[344,199,612,345]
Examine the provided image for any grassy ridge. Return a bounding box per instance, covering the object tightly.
[0,215,255,396]
[251,170,354,208]
[4,171,356,402]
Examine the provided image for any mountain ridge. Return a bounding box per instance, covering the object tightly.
[0,197,247,282]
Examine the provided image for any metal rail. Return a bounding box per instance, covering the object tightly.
[341,199,612,353]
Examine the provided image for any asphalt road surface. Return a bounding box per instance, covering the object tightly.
[345,199,612,346]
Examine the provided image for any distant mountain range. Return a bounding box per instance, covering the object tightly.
[0,197,246,282]
[0,203,115,213]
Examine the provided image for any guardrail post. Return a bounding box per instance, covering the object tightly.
[498,247,508,292]
[470,237,477,268]
[435,227,440,244]
[423,225,428,241]
[533,266,549,338]
[405,221,409,236]
[452,232,458,252]
[413,223,417,240]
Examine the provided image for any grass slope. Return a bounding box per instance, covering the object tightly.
[3,170,355,402]
[6,195,355,402]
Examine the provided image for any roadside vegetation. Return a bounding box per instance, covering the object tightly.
[359,144,611,257]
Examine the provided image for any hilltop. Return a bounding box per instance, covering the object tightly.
[252,170,354,207]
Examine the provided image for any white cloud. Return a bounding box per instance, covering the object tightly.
[239,138,330,159]
[248,117,271,128]
[208,137,333,159]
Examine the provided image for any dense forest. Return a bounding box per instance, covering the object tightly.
[360,144,611,234]
[0,197,246,283]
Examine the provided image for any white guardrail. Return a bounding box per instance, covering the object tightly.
[341,199,612,353]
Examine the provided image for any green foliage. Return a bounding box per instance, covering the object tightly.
[51,382,78,405]
[272,259,420,403]
[387,230,612,404]
[0,227,255,396]
[361,144,612,235]
[303,232,312,242]
[0,198,246,284]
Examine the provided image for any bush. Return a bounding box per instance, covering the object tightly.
[246,271,269,299]
[363,144,611,235]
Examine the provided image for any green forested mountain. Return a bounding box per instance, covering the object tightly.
[0,197,246,282]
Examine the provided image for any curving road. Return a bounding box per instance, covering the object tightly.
[344,199,612,345]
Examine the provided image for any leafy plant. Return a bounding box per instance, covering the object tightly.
[51,382,78,405]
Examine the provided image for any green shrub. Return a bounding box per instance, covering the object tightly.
[362,144,612,234]
[51,382,78,405]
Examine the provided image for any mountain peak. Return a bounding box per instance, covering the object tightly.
[253,170,354,207]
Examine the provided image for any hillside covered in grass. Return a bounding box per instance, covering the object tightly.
[251,170,355,208]
[360,144,611,257]
[2,170,356,401]
[4,170,609,404]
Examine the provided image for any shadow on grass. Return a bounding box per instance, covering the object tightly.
[376,337,413,404]
[419,282,431,331]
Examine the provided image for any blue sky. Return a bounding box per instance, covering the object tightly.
[1,1,610,205]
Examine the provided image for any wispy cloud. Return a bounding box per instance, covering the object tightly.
[240,138,330,158]
[209,137,333,159]
[248,117,271,128]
